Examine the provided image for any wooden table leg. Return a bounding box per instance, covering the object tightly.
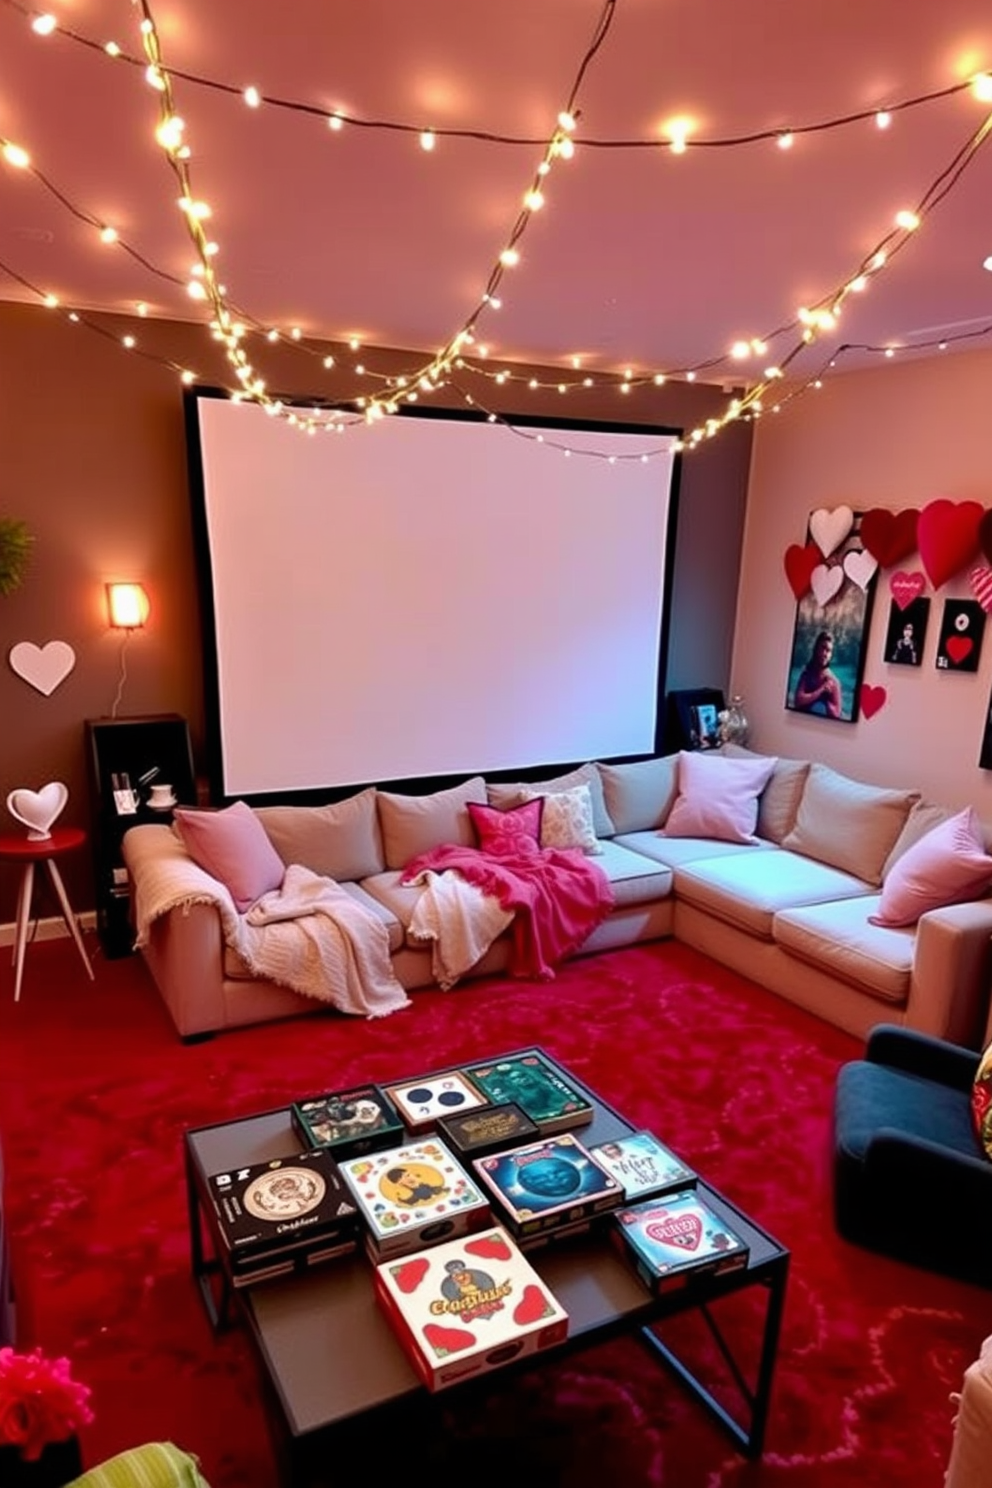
[13,861,35,1002]
[45,859,95,982]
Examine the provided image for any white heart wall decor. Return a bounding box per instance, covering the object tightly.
[810,505,855,559]
[7,781,68,840]
[9,640,76,697]
[810,563,844,607]
[842,549,878,591]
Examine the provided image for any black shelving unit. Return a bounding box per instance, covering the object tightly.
[85,714,197,958]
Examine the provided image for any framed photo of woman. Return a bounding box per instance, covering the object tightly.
[785,522,876,723]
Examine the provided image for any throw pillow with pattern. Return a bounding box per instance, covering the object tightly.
[521,782,601,854]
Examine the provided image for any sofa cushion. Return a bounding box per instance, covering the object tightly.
[377,776,487,870]
[718,743,811,843]
[663,750,777,844]
[486,763,614,838]
[467,799,543,853]
[595,756,678,834]
[521,782,601,853]
[613,831,773,869]
[675,849,873,941]
[172,801,285,913]
[870,808,992,928]
[593,839,673,906]
[360,870,429,942]
[779,763,919,886]
[254,787,385,881]
[881,798,964,876]
[773,896,912,1003]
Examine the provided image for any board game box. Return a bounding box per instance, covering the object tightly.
[473,1132,624,1238]
[437,1101,540,1160]
[291,1083,404,1158]
[374,1225,569,1390]
[337,1138,492,1258]
[462,1051,593,1134]
[384,1070,489,1131]
[612,1190,750,1294]
[207,1148,360,1281]
[587,1131,697,1201]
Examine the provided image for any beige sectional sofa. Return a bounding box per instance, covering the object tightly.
[121,751,992,1048]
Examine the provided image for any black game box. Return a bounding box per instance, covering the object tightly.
[291,1082,405,1158]
[437,1102,540,1161]
[208,1148,360,1281]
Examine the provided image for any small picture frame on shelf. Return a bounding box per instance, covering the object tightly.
[666,689,726,752]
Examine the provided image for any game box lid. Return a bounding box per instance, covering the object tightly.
[586,1131,696,1201]
[612,1190,750,1293]
[437,1101,540,1160]
[462,1051,593,1135]
[291,1082,404,1158]
[384,1070,489,1131]
[374,1225,569,1390]
[337,1137,492,1258]
[208,1148,359,1260]
[473,1131,624,1238]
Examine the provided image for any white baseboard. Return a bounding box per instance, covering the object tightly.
[0,911,98,948]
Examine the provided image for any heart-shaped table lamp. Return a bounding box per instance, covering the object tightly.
[6,782,69,840]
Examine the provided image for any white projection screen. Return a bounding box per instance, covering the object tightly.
[186,393,679,797]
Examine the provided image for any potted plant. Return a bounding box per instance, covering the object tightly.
[0,1347,92,1485]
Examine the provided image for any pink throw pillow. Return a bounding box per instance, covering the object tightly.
[869,807,992,928]
[663,750,777,844]
[173,800,285,912]
[467,799,543,856]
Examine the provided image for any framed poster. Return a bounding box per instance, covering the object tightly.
[785,521,876,723]
[883,596,929,667]
[936,599,986,673]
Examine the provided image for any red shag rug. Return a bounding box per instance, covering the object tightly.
[0,936,987,1487]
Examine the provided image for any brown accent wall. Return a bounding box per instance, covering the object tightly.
[0,301,752,919]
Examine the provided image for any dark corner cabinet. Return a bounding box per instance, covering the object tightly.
[85,714,197,958]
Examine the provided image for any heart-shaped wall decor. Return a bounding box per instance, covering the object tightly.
[890,570,927,609]
[9,640,76,697]
[859,684,887,720]
[784,542,820,600]
[969,565,992,613]
[859,508,920,568]
[946,636,974,665]
[916,499,984,590]
[842,549,878,591]
[810,505,854,559]
[810,563,844,607]
[6,781,68,840]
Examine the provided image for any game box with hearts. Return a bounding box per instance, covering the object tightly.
[611,1190,750,1295]
[373,1225,569,1390]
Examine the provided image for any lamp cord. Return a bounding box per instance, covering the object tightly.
[110,631,130,719]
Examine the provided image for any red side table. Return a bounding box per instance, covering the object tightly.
[0,828,95,1002]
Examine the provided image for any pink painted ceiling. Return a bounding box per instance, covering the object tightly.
[1,0,991,386]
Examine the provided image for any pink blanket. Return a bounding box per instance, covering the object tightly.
[401,840,614,980]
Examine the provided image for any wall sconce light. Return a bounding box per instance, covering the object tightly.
[106,582,149,629]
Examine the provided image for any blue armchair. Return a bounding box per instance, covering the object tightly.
[833,1024,992,1287]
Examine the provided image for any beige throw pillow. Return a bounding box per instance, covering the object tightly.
[377,776,487,869]
[596,756,679,835]
[521,783,602,853]
[780,762,919,886]
[719,743,811,843]
[486,762,614,838]
[255,787,384,882]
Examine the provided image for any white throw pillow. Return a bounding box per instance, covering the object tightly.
[521,783,601,854]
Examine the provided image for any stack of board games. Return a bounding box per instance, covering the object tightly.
[462,1051,593,1135]
[291,1082,404,1158]
[473,1132,624,1243]
[374,1225,569,1391]
[612,1190,750,1294]
[207,1149,360,1287]
[337,1137,492,1259]
[385,1070,489,1132]
[437,1101,540,1161]
[587,1131,697,1201]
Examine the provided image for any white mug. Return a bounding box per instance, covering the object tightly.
[148,783,176,808]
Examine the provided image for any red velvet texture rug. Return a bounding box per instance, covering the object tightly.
[0,937,988,1487]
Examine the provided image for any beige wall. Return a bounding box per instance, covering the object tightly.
[1,301,751,918]
[732,345,992,814]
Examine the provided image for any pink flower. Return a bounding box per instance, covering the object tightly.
[0,1348,93,1461]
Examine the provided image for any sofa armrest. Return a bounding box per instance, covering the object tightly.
[865,1129,992,1203]
[866,1024,979,1090]
[141,901,230,1040]
[904,899,992,1048]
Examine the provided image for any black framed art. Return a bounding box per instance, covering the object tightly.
[883,596,929,667]
[936,599,986,673]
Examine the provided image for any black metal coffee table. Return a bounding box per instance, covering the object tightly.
[185,1049,789,1485]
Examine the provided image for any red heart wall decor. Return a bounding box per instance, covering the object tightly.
[889,570,927,609]
[784,542,820,600]
[916,499,984,590]
[860,684,887,720]
[946,636,973,665]
[859,508,919,568]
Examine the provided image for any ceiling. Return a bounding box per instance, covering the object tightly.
[2,0,992,392]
